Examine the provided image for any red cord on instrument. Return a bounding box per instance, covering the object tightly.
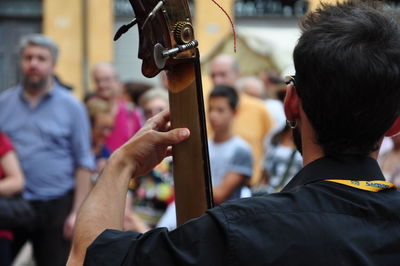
[211,0,237,53]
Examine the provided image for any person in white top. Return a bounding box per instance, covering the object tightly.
[158,85,253,230]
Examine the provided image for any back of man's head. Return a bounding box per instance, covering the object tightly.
[293,0,400,157]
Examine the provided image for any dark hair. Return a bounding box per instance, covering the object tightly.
[293,1,400,157]
[210,85,239,110]
[124,81,153,105]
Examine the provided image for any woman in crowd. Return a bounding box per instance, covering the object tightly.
[0,132,24,266]
[86,98,114,178]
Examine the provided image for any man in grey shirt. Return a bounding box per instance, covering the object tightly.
[0,34,95,266]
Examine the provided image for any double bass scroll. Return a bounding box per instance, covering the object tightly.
[117,0,214,226]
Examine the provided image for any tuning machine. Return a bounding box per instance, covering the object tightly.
[154,40,198,69]
[174,22,194,45]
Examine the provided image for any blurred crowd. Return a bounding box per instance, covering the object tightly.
[1,33,399,266]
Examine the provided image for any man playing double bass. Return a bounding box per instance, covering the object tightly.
[68,1,400,265]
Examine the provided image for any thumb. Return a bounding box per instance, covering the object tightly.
[158,128,190,145]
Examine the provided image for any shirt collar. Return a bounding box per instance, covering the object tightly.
[282,155,385,192]
[18,79,59,102]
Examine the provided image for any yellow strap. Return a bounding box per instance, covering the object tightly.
[325,179,395,192]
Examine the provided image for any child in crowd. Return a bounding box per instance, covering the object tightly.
[157,85,253,230]
[207,85,253,203]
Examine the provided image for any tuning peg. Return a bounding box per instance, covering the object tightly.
[153,40,198,69]
[114,18,137,41]
[142,0,166,30]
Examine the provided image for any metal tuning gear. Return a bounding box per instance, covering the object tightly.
[153,40,198,69]
[174,22,194,44]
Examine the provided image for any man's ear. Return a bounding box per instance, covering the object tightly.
[385,116,400,137]
[284,84,300,122]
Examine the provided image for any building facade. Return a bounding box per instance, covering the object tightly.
[3,0,392,97]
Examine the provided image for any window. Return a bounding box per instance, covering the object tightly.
[235,0,309,17]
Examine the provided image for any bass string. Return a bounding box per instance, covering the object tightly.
[210,0,237,53]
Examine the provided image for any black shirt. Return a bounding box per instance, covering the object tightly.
[84,156,400,266]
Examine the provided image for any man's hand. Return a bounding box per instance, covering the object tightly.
[115,110,190,178]
[67,110,190,266]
